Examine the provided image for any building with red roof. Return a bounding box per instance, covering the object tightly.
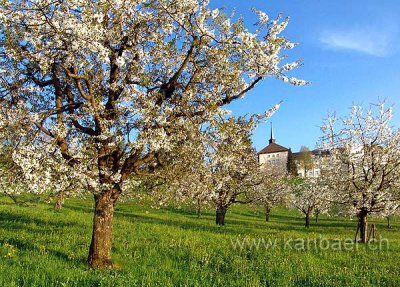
[258,124,289,174]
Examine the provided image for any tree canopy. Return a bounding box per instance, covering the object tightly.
[0,0,305,268]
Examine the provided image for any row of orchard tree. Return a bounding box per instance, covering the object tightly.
[185,102,400,243]
[130,101,400,245]
[0,0,399,269]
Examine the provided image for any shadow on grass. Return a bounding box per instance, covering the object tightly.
[160,206,201,217]
[63,203,94,214]
[0,211,89,267]
[113,209,340,237]
[115,210,229,233]
[0,237,87,266]
[0,211,85,231]
[66,199,357,234]
[132,207,363,238]
[119,210,271,236]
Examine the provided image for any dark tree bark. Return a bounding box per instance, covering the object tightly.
[357,208,368,243]
[54,191,64,210]
[87,191,117,269]
[196,198,201,219]
[305,212,310,228]
[387,216,392,229]
[216,206,227,226]
[265,204,271,222]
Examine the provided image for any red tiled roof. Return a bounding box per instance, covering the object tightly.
[258,142,289,154]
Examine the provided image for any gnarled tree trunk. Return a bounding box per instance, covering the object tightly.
[54,191,64,210]
[305,212,310,228]
[216,206,227,226]
[315,210,319,223]
[87,191,117,269]
[196,198,201,219]
[265,204,271,222]
[387,216,392,229]
[357,208,368,243]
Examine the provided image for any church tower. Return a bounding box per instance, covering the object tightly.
[269,123,276,144]
[257,123,289,174]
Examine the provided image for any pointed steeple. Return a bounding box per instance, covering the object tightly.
[269,122,276,144]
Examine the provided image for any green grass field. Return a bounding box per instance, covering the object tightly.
[0,196,399,286]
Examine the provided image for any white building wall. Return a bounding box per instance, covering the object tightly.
[259,151,288,173]
[296,154,324,177]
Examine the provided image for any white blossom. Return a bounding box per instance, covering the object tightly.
[0,0,306,266]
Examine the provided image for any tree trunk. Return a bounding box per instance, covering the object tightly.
[315,211,319,223]
[387,216,392,229]
[54,191,64,210]
[265,204,271,222]
[87,192,116,269]
[216,206,227,226]
[357,209,368,243]
[196,198,201,219]
[305,212,310,228]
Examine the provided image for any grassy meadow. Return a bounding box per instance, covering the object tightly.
[0,196,399,286]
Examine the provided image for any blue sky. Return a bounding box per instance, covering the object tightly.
[210,0,400,152]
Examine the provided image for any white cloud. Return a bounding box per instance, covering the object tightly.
[320,26,394,57]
